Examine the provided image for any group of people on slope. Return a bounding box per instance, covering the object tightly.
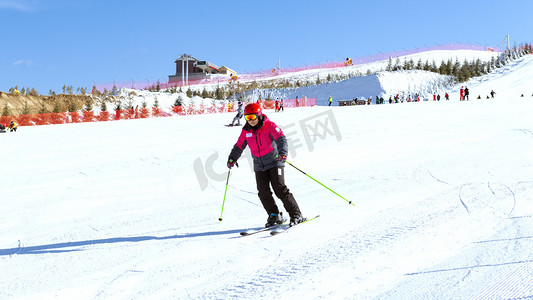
[0,121,17,132]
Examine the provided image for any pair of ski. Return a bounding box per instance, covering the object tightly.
[240,215,320,236]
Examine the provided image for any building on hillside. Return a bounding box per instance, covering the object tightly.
[168,54,236,83]
[218,66,237,77]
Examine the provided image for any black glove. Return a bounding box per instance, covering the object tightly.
[277,154,287,163]
[227,159,239,169]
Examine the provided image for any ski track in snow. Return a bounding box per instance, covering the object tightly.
[196,181,528,299]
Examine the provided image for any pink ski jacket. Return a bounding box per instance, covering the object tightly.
[228,114,288,172]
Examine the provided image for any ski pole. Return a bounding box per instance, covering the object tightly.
[219,168,231,221]
[286,160,354,206]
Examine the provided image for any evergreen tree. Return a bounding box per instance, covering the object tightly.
[416,59,423,70]
[458,63,471,82]
[215,86,224,100]
[452,59,461,77]
[101,101,107,112]
[2,104,11,116]
[67,100,77,112]
[386,57,393,71]
[394,57,401,71]
[430,60,438,73]
[39,101,48,114]
[84,98,93,111]
[174,95,183,106]
[53,100,61,113]
[22,101,31,114]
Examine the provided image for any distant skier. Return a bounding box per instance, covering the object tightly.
[464,87,470,100]
[490,90,496,98]
[0,123,5,132]
[275,99,280,112]
[229,101,243,126]
[227,103,305,227]
[328,96,333,106]
[279,98,284,112]
[8,121,17,132]
[345,57,352,66]
[445,92,449,100]
[460,86,464,101]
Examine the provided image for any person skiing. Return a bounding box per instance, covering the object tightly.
[464,86,470,100]
[227,103,305,227]
[229,101,243,126]
[8,121,17,132]
[0,123,6,132]
[328,96,333,106]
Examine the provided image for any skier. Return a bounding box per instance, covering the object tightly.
[227,103,305,227]
[490,90,496,98]
[460,86,464,101]
[328,96,333,106]
[464,86,470,100]
[0,123,5,132]
[279,98,284,112]
[275,99,280,112]
[8,121,17,132]
[229,101,243,126]
[445,92,449,100]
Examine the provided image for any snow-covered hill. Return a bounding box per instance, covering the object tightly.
[114,49,504,109]
[2,51,533,299]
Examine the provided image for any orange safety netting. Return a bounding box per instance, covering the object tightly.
[0,99,316,127]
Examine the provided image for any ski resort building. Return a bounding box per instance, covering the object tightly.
[168,54,236,83]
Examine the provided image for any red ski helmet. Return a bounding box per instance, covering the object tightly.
[244,103,262,116]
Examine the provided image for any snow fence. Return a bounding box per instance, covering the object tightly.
[0,98,316,127]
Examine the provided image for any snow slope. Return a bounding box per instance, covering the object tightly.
[112,49,501,109]
[270,49,502,105]
[1,52,533,299]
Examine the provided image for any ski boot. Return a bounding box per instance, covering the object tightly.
[265,212,284,228]
[290,214,306,227]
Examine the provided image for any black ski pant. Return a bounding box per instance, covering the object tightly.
[255,166,301,218]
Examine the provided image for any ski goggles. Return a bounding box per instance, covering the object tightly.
[245,114,258,121]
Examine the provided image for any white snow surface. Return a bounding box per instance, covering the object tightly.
[2,52,533,299]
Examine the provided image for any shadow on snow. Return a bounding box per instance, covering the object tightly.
[0,227,251,256]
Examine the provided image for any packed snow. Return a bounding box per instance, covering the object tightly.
[1,50,533,299]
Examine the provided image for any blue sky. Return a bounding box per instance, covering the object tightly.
[1,0,532,94]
